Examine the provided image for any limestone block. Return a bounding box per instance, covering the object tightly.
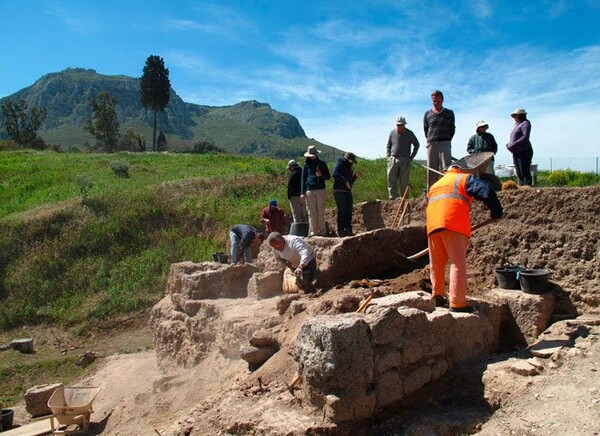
[323,391,377,424]
[431,358,449,380]
[289,301,306,316]
[402,340,423,365]
[166,261,258,302]
[276,294,300,315]
[510,360,540,376]
[453,311,495,362]
[25,383,63,417]
[422,311,455,356]
[488,288,556,345]
[375,370,403,407]
[366,291,436,313]
[374,347,403,375]
[240,345,277,368]
[294,314,373,391]
[364,307,405,345]
[404,366,432,395]
[247,271,283,300]
[400,308,429,341]
[249,329,279,348]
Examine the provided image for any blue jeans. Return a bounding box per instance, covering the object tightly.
[334,191,353,237]
[229,231,252,263]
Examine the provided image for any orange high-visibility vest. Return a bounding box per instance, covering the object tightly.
[426,168,473,237]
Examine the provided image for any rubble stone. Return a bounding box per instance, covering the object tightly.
[25,383,62,417]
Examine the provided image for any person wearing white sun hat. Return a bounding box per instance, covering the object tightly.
[506,108,533,186]
[467,120,498,175]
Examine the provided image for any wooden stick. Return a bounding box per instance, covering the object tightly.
[391,186,410,227]
[397,200,410,227]
[356,295,373,313]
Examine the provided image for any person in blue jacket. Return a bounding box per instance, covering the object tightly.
[301,145,330,237]
[332,152,362,237]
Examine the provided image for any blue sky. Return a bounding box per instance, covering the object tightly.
[1,1,599,167]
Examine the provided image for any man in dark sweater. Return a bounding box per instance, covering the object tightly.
[423,90,455,188]
[287,160,307,223]
[386,116,420,199]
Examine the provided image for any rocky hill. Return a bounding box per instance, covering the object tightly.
[0,68,335,157]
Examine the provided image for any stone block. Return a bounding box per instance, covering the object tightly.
[374,347,403,375]
[25,383,63,417]
[404,366,432,395]
[422,311,454,356]
[453,312,495,362]
[365,307,405,345]
[166,261,258,301]
[400,308,430,340]
[240,345,277,368]
[366,291,435,313]
[323,391,376,424]
[294,314,373,391]
[488,288,556,345]
[402,340,423,365]
[375,370,403,407]
[247,271,283,300]
[510,360,540,376]
[431,358,449,380]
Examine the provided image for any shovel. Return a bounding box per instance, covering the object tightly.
[397,218,496,262]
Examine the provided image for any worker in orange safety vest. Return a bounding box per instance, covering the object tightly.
[426,163,503,312]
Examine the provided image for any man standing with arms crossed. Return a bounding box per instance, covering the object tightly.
[386,116,419,199]
[424,90,455,188]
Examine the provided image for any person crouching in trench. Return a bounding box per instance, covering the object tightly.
[267,231,317,293]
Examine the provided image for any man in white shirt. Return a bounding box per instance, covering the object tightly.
[267,232,317,293]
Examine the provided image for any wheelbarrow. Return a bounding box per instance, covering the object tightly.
[48,386,101,435]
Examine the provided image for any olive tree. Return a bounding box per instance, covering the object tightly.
[1,99,47,147]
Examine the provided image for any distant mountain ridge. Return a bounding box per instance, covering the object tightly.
[0,68,337,158]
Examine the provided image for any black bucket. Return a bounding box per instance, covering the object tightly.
[290,222,309,237]
[212,252,229,264]
[495,265,522,290]
[1,409,14,431]
[519,269,550,294]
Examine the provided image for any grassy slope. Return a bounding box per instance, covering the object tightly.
[0,150,411,331]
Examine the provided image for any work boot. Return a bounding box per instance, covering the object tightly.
[449,305,475,313]
[434,295,448,307]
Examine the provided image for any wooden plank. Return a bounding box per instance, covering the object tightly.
[2,417,51,436]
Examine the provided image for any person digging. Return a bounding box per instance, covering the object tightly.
[267,231,317,293]
[426,157,503,312]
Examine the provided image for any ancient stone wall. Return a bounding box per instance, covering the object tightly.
[293,292,505,424]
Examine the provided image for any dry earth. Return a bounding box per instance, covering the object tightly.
[8,186,600,435]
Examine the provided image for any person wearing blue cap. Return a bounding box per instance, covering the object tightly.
[259,199,286,233]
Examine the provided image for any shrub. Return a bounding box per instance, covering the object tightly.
[110,160,130,178]
[76,174,93,198]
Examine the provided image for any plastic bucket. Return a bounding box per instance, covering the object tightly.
[519,269,550,294]
[495,265,522,290]
[1,409,14,431]
[212,252,229,264]
[290,222,309,237]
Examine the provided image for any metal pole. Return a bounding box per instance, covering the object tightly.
[550,157,552,172]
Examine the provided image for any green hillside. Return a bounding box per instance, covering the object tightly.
[0,150,397,331]
[0,68,340,157]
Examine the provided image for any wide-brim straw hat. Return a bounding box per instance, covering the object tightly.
[304,145,321,157]
[511,108,527,116]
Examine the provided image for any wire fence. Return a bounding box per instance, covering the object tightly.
[494,156,600,174]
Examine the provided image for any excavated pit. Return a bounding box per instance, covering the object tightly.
[149,186,599,434]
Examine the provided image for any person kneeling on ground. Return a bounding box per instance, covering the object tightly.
[267,231,317,293]
[426,162,502,312]
[229,224,265,265]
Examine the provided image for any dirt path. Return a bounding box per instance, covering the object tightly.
[77,348,246,435]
